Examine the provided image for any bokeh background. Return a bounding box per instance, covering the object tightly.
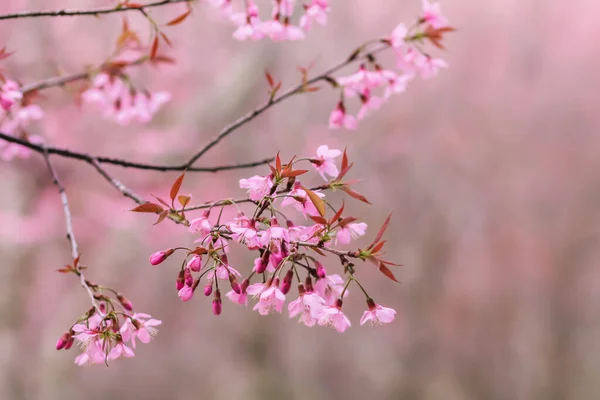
[1,0,599,399]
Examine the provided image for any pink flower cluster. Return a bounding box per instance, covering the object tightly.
[81,73,170,125]
[329,0,451,129]
[148,145,396,333]
[209,0,330,41]
[56,308,161,366]
[0,79,44,160]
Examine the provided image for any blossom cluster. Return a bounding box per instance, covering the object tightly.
[145,145,399,335]
[0,79,44,160]
[209,0,330,41]
[329,0,452,129]
[81,72,171,125]
[54,257,162,366]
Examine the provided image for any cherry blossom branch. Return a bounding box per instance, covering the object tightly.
[20,72,90,94]
[183,44,388,168]
[0,132,273,172]
[40,146,100,311]
[294,241,359,258]
[0,0,191,21]
[89,158,145,204]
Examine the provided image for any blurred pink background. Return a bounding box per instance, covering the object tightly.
[1,0,599,399]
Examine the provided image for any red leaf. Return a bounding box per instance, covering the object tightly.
[170,172,185,202]
[265,70,275,88]
[303,186,326,217]
[154,210,169,225]
[372,213,392,247]
[371,240,386,254]
[150,36,159,60]
[341,148,349,171]
[160,31,172,47]
[275,151,281,173]
[178,195,191,208]
[152,195,170,208]
[330,202,345,225]
[309,215,328,225]
[124,2,144,8]
[340,186,371,204]
[166,9,192,26]
[338,216,358,228]
[378,262,399,282]
[131,202,164,213]
[281,169,308,178]
[190,247,208,255]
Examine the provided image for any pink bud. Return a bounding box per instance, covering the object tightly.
[316,262,327,279]
[212,299,222,315]
[184,268,193,287]
[187,255,202,272]
[241,278,250,292]
[56,331,71,350]
[178,285,194,302]
[117,293,133,311]
[176,270,185,290]
[280,280,291,295]
[305,276,314,292]
[204,284,213,297]
[64,337,74,350]
[150,249,174,265]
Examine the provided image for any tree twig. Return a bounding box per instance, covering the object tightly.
[0,132,273,172]
[0,0,191,21]
[40,146,100,311]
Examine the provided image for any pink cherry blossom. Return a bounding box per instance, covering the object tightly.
[231,1,265,41]
[226,289,248,305]
[149,249,174,265]
[421,0,449,29]
[288,291,326,326]
[281,181,325,217]
[336,222,368,244]
[360,303,397,327]
[0,80,22,110]
[328,101,357,130]
[246,281,286,315]
[120,313,162,348]
[318,305,351,332]
[178,285,195,301]
[189,211,212,235]
[314,274,347,305]
[312,145,342,180]
[187,255,203,272]
[389,23,408,50]
[239,174,273,201]
[357,89,383,120]
[74,338,107,366]
[300,0,329,31]
[108,342,135,360]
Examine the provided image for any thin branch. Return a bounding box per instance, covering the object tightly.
[20,72,89,94]
[0,132,273,172]
[41,146,100,311]
[0,0,191,21]
[88,158,145,204]
[294,241,359,258]
[183,44,388,168]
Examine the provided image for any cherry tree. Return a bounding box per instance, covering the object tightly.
[0,0,453,366]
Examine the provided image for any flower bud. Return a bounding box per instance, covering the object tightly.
[176,269,185,291]
[149,249,174,265]
[117,293,133,311]
[241,278,250,293]
[315,261,327,279]
[204,284,213,297]
[366,297,376,310]
[212,290,222,315]
[184,268,193,287]
[257,250,270,274]
[64,336,74,350]
[187,255,202,272]
[305,276,314,292]
[56,331,71,350]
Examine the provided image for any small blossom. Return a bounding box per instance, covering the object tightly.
[247,280,286,315]
[239,174,273,201]
[120,313,162,348]
[336,222,368,245]
[328,101,357,130]
[421,0,449,29]
[360,301,397,327]
[108,342,135,360]
[318,304,351,333]
[311,145,342,180]
[288,288,326,327]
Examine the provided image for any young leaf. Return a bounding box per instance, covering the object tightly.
[371,214,392,247]
[170,172,185,202]
[152,195,170,208]
[166,9,192,26]
[330,202,345,225]
[340,186,371,204]
[275,151,282,173]
[178,195,191,208]
[371,240,386,255]
[150,35,159,60]
[378,262,399,283]
[154,210,169,225]
[303,186,326,217]
[131,202,164,213]
[309,215,328,225]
